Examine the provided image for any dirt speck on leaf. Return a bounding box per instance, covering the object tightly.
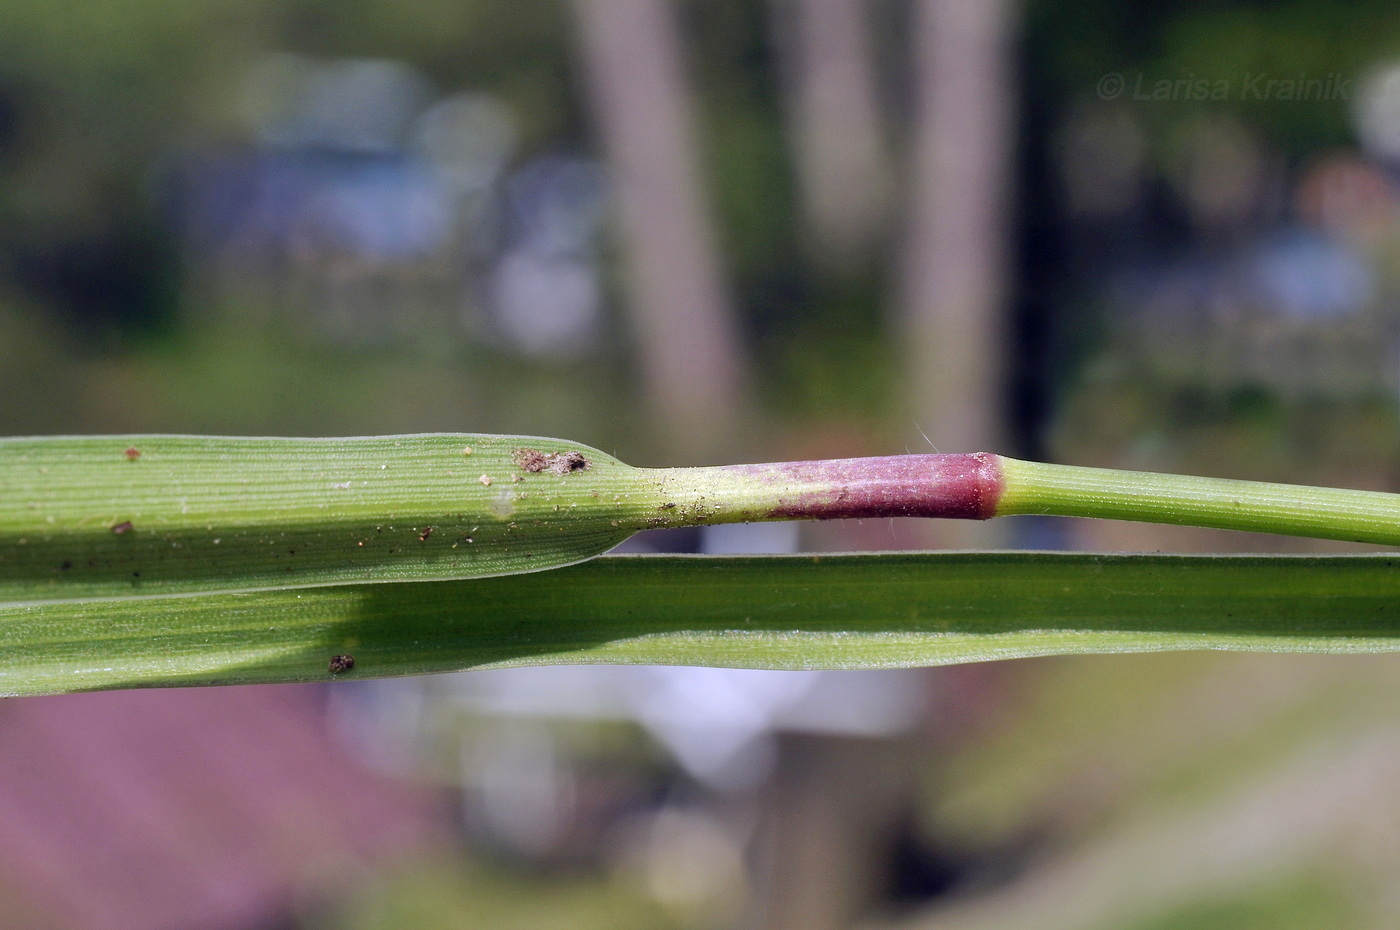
[512,448,590,476]
[328,654,355,674]
[513,449,549,472]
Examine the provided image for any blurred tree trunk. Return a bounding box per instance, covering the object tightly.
[770,0,890,271]
[898,0,1019,545]
[571,0,751,460]
[748,733,922,930]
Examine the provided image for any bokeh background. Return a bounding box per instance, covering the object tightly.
[4,0,1400,926]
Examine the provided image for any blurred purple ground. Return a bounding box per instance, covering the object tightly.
[0,686,448,929]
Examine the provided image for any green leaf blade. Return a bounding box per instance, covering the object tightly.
[4,552,1399,697]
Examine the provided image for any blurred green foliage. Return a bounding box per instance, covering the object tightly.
[5,0,1396,439]
[311,856,681,930]
[4,1,1400,927]
[1106,873,1358,930]
[1028,0,1400,151]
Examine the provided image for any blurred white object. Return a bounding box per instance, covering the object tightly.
[1354,63,1400,162]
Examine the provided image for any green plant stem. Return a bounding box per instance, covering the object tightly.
[996,458,1400,546]
[6,436,1400,606]
[661,453,1400,545]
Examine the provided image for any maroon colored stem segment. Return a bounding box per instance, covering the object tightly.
[722,453,1005,521]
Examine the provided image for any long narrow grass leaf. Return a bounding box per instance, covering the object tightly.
[4,552,1398,696]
